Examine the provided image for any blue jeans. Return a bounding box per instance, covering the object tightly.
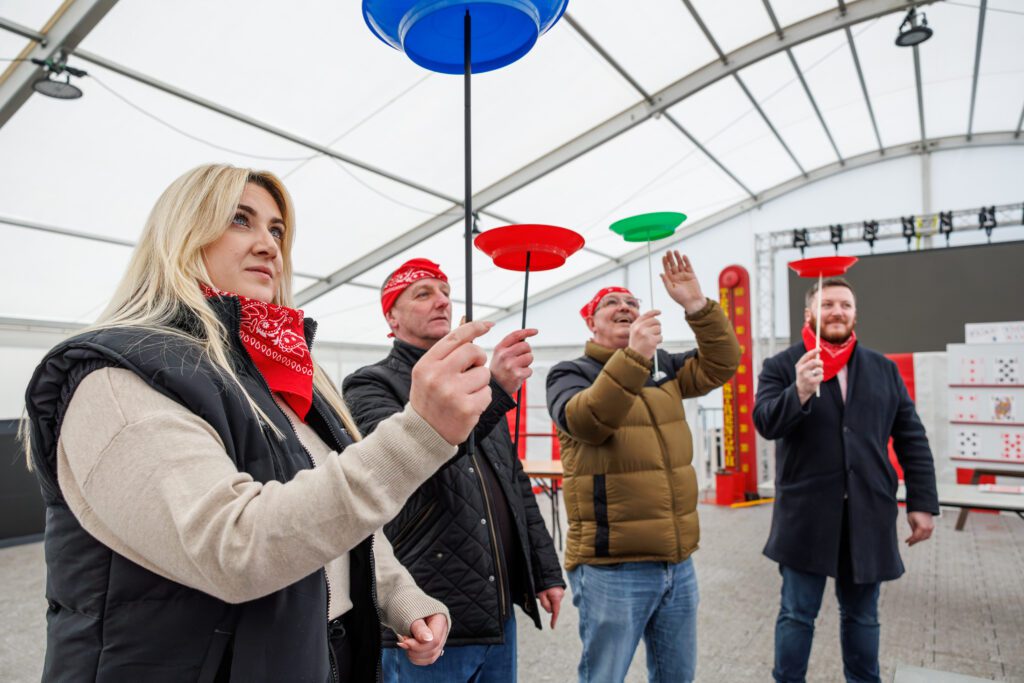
[567,559,699,683]
[382,615,516,683]
[773,565,881,683]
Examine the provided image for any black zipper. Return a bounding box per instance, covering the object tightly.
[228,300,340,683]
[472,452,508,618]
[390,501,437,552]
[369,532,383,683]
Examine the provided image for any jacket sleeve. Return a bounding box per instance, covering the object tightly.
[472,380,517,445]
[753,352,813,440]
[342,367,404,437]
[674,300,741,399]
[546,348,652,446]
[373,529,452,636]
[509,454,565,593]
[57,368,456,605]
[888,362,940,514]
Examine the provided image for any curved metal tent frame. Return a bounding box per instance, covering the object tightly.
[0,0,1020,336]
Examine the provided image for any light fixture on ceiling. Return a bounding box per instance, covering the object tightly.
[895,8,933,47]
[30,56,88,99]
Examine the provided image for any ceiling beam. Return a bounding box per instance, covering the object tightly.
[485,131,1024,320]
[71,50,465,207]
[912,44,927,146]
[292,0,932,306]
[0,16,46,43]
[966,0,987,140]
[563,12,756,199]
[0,214,325,283]
[69,50,614,266]
[844,26,884,153]
[683,0,807,176]
[0,0,118,129]
[762,0,844,164]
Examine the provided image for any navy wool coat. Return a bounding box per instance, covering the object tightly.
[754,342,939,584]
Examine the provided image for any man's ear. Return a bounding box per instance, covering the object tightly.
[385,309,399,333]
[585,316,597,334]
[803,307,812,325]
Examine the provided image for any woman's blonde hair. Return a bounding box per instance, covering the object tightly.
[25,164,359,463]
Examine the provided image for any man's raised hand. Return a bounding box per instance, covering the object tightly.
[410,321,493,445]
[489,328,538,396]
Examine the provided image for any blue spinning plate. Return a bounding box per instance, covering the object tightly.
[364,0,568,74]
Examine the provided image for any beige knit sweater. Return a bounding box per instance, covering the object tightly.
[56,367,452,636]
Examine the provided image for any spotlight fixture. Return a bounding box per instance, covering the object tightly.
[829,225,843,253]
[895,8,933,47]
[862,220,879,251]
[792,228,809,256]
[938,211,953,245]
[30,56,87,100]
[901,216,916,249]
[979,206,996,241]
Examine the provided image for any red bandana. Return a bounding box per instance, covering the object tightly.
[380,258,448,337]
[580,286,634,320]
[802,323,857,382]
[201,283,314,421]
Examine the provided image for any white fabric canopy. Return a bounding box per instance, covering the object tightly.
[1,0,1021,342]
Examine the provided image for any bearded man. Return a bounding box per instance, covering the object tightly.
[753,277,939,683]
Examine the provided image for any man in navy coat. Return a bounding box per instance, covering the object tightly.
[754,277,939,683]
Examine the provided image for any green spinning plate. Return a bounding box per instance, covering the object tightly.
[609,212,687,242]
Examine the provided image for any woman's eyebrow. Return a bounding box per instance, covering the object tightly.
[237,203,284,226]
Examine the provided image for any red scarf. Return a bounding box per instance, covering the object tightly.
[802,323,857,382]
[201,284,314,421]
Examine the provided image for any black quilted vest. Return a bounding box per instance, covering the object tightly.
[25,297,380,682]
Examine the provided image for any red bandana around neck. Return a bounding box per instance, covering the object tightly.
[201,283,314,421]
[802,323,857,382]
[580,286,634,320]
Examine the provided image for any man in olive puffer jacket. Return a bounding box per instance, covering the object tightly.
[546,250,740,683]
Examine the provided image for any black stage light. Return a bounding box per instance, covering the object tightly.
[862,220,878,251]
[29,57,87,100]
[895,8,933,47]
[793,228,809,255]
[938,211,953,245]
[829,224,843,253]
[979,206,996,241]
[902,216,916,249]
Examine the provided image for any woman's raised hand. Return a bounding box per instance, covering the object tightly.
[410,321,494,445]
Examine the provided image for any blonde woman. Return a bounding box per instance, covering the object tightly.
[24,164,494,682]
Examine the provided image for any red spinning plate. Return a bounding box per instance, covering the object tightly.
[788,255,858,278]
[474,224,585,272]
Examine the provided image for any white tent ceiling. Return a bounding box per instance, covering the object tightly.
[1,0,1022,343]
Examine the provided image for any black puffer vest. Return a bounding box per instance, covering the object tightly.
[25,297,380,682]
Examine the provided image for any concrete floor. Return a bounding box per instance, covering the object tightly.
[2,499,1022,682]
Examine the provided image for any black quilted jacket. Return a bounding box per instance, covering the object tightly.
[343,340,565,646]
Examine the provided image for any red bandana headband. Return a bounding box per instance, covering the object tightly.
[201,283,315,421]
[381,258,448,337]
[580,286,634,320]
[802,323,857,382]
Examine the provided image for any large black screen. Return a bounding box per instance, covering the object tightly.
[788,241,1024,354]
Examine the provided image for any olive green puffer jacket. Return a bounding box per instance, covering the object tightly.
[546,300,740,570]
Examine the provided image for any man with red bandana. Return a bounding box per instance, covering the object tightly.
[343,258,565,683]
[545,251,740,683]
[754,277,939,683]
